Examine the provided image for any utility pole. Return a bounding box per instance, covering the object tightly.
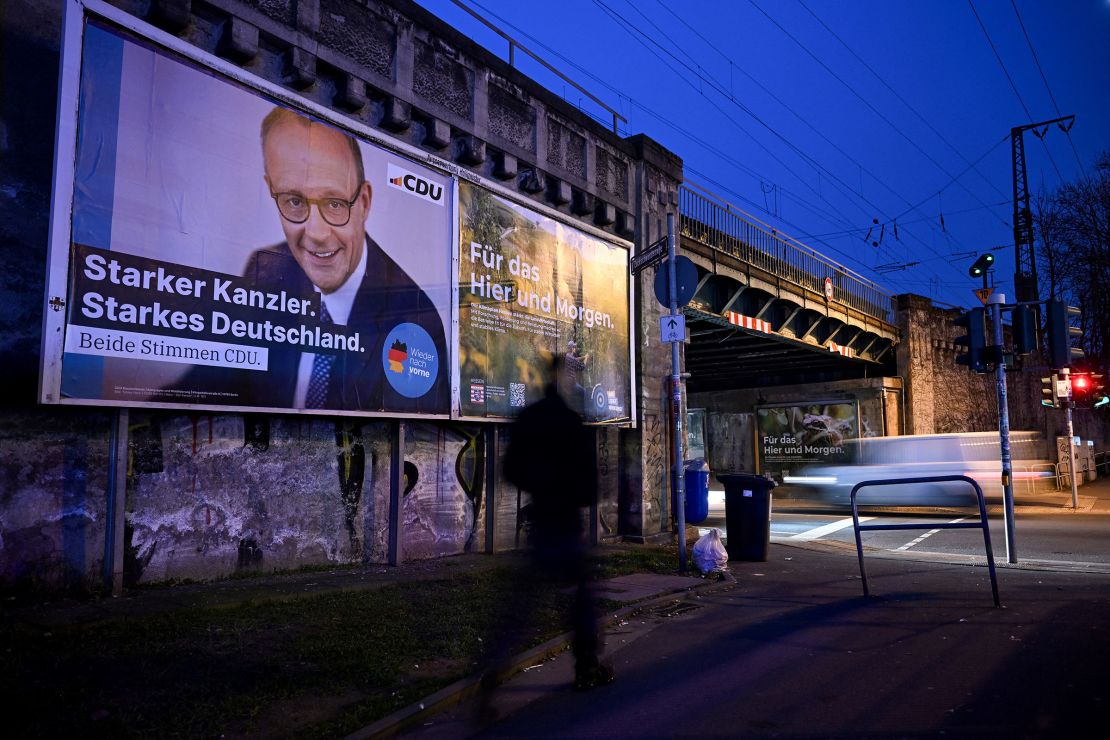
[987,293,1017,563]
[666,213,687,572]
[1010,115,1075,303]
[1059,368,1080,509]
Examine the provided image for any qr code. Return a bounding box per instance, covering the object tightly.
[509,383,526,407]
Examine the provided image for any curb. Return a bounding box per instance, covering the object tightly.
[346,576,717,739]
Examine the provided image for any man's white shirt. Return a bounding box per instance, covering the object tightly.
[293,245,368,407]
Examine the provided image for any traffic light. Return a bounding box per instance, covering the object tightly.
[1095,374,1110,409]
[954,308,987,373]
[1045,300,1084,369]
[1072,373,1109,409]
[968,253,995,278]
[1011,305,1037,355]
[1072,373,1090,405]
[1041,375,1058,408]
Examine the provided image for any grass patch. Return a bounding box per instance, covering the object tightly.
[591,544,688,579]
[2,548,679,738]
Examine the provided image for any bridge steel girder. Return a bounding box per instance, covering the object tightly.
[779,304,802,333]
[854,335,880,360]
[754,295,777,320]
[797,312,823,342]
[676,242,898,391]
[681,234,898,344]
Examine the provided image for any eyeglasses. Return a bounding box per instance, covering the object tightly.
[270,186,362,227]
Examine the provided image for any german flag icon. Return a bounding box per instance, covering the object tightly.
[387,339,408,373]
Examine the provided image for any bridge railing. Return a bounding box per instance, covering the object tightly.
[679,182,897,325]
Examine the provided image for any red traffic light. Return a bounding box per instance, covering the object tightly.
[1074,375,1090,390]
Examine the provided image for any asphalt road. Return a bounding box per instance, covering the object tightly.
[698,483,1110,568]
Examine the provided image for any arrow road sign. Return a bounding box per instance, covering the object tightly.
[660,314,686,343]
[631,236,667,274]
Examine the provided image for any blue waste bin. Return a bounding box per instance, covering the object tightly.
[681,459,710,524]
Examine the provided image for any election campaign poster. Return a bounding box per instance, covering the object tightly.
[457,183,632,422]
[42,19,453,416]
[756,400,860,471]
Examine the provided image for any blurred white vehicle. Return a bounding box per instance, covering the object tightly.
[783,431,1050,506]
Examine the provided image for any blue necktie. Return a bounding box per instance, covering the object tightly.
[305,302,335,409]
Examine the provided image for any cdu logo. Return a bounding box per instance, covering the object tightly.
[386,163,444,206]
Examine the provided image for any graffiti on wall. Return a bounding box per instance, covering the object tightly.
[400,424,485,560]
[597,428,618,535]
[122,415,492,584]
[642,413,664,530]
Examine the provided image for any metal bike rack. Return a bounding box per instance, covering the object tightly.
[1019,462,1060,494]
[851,475,1000,607]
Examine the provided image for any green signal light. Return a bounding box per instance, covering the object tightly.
[968,253,995,278]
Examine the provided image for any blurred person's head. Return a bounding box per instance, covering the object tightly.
[261,107,370,294]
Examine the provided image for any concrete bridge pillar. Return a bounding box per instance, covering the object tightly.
[619,134,683,543]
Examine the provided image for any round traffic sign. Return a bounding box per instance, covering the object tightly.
[653,256,699,308]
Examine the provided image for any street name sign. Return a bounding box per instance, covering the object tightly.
[631,236,667,274]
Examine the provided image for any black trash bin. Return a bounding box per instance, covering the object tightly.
[717,472,777,562]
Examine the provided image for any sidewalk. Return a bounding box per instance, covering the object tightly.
[387,540,1110,739]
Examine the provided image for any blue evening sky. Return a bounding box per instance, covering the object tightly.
[414,0,1110,309]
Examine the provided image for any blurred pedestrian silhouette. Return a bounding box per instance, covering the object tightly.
[482,353,612,701]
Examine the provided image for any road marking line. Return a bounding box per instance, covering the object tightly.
[791,516,873,541]
[895,517,968,551]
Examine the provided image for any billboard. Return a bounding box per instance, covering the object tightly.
[457,183,631,422]
[756,400,860,469]
[42,17,452,416]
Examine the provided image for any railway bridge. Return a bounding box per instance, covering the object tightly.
[675,183,899,393]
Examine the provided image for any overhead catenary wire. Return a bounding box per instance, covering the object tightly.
[600,0,975,287]
[591,0,874,232]
[599,2,958,301]
[736,0,1005,289]
[597,2,954,265]
[654,0,1012,251]
[889,135,1010,223]
[684,167,886,279]
[453,0,927,293]
[747,0,1013,233]
[801,198,1011,242]
[451,0,1000,301]
[1008,0,1086,176]
[798,0,1013,206]
[967,0,1066,184]
[463,0,959,289]
[460,0,864,237]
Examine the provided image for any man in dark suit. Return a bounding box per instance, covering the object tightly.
[178,107,448,414]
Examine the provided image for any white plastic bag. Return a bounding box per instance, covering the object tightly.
[692,528,729,575]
